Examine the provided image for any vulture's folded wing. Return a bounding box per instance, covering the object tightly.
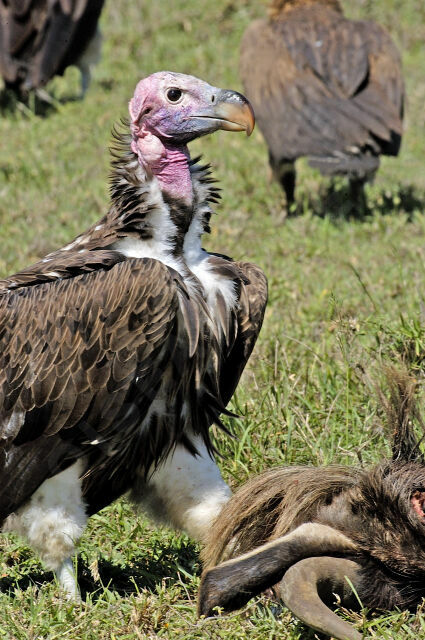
[0,0,103,88]
[351,19,404,156]
[240,13,403,164]
[0,257,180,520]
[219,262,268,407]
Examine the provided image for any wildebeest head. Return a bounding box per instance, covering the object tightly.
[198,369,425,640]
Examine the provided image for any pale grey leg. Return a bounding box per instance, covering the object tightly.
[54,557,81,601]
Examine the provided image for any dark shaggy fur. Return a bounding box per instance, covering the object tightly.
[202,368,425,611]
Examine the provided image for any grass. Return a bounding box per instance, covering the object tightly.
[1,0,425,637]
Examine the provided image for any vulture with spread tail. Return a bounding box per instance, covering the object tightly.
[0,0,104,95]
[0,72,267,598]
[240,0,404,210]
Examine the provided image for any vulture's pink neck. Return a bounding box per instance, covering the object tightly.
[151,143,193,204]
[131,128,193,204]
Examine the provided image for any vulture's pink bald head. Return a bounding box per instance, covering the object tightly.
[128,71,254,202]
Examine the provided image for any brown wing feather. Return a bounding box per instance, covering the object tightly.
[352,19,404,155]
[0,0,103,89]
[240,7,404,172]
[219,262,268,406]
[0,258,179,522]
[0,249,126,291]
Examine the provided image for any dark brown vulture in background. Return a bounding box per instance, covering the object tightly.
[0,0,104,96]
[240,0,404,211]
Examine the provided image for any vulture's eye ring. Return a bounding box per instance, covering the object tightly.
[166,88,183,103]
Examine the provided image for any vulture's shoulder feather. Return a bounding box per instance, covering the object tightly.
[0,248,126,292]
[240,10,403,161]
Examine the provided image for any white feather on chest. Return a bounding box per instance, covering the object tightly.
[110,179,186,275]
[183,213,237,316]
[112,173,238,327]
[185,163,238,319]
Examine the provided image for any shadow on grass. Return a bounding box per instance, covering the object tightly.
[0,569,54,595]
[80,539,199,599]
[0,87,88,118]
[0,88,57,118]
[0,75,115,118]
[0,539,199,599]
[292,182,425,221]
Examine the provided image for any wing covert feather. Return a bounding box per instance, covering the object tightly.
[0,257,183,520]
[219,262,268,406]
[0,258,178,443]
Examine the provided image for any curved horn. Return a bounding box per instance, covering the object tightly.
[198,523,356,617]
[280,556,363,640]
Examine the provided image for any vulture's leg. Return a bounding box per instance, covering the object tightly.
[77,28,103,98]
[270,154,296,212]
[55,557,80,601]
[131,436,231,542]
[3,461,86,600]
[280,162,296,210]
[79,65,91,99]
[349,177,367,215]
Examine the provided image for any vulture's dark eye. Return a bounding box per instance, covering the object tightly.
[166,88,182,103]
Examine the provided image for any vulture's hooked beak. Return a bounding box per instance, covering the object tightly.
[189,89,255,136]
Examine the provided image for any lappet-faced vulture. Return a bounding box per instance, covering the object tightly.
[0,0,105,95]
[240,0,404,211]
[0,71,267,599]
[199,370,425,640]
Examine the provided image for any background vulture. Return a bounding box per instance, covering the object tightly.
[0,0,104,96]
[0,71,267,598]
[240,0,405,212]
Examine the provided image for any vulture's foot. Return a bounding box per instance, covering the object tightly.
[55,558,81,602]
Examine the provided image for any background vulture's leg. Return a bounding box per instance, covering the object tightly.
[3,461,86,600]
[280,163,296,211]
[79,66,91,99]
[270,155,296,212]
[349,177,367,215]
[132,437,231,542]
[77,28,103,98]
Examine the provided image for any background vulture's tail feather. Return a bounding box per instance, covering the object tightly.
[308,152,380,178]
